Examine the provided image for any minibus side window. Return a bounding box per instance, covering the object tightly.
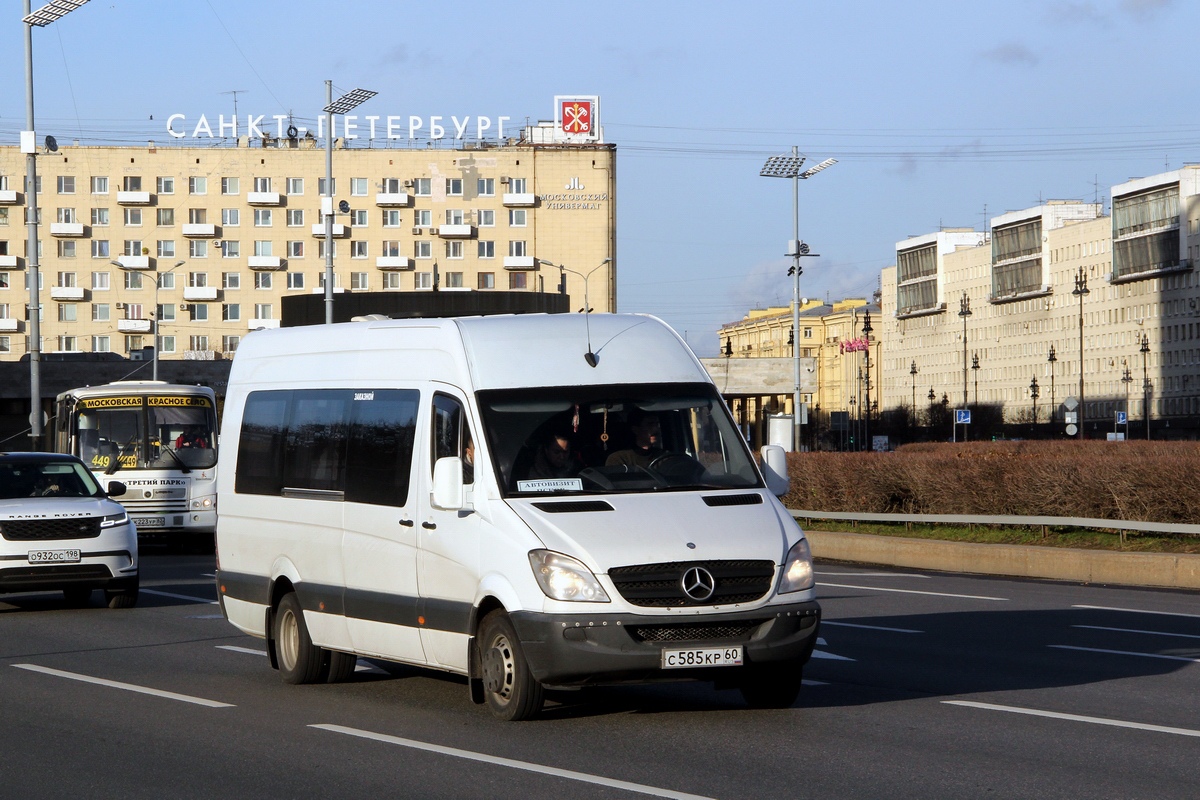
[345,389,419,506]
[284,390,352,492]
[431,394,474,485]
[235,391,289,495]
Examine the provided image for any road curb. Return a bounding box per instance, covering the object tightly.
[806,530,1200,591]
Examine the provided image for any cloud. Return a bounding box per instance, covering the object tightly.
[1045,1,1111,25]
[979,42,1040,66]
[1121,0,1173,17]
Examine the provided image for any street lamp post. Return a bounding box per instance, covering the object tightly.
[909,359,918,431]
[971,352,980,409]
[862,311,873,452]
[1140,332,1151,440]
[535,258,612,365]
[1047,344,1057,425]
[760,148,835,452]
[1030,376,1040,429]
[115,259,184,381]
[957,291,972,442]
[321,83,377,325]
[22,0,93,448]
[928,386,936,429]
[1122,363,1133,439]
[1072,267,1090,438]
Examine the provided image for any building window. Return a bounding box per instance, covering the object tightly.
[414,209,432,227]
[317,240,337,259]
[122,177,142,192]
[189,240,208,258]
[57,241,77,258]
[223,272,240,290]
[57,336,78,352]
[91,176,108,194]
[381,240,401,257]
[221,241,240,258]
[92,303,110,322]
[478,209,495,227]
[192,305,209,322]
[57,176,75,194]
[157,208,174,226]
[159,335,175,354]
[415,272,433,289]
[91,335,109,352]
[58,303,77,322]
[446,178,463,196]
[91,208,109,227]
[414,241,432,259]
[509,240,527,257]
[255,272,273,290]
[413,178,431,196]
[189,208,207,224]
[188,272,208,288]
[160,273,175,290]
[382,272,401,289]
[351,209,368,227]
[253,208,272,227]
[254,303,273,320]
[286,178,303,195]
[253,177,271,193]
[157,240,175,258]
[156,177,174,194]
[189,335,209,351]
[189,176,207,195]
[287,240,304,258]
[446,272,463,288]
[222,303,240,321]
[91,240,110,258]
[446,241,463,259]
[56,207,77,224]
[382,209,401,228]
[221,177,240,195]
[445,209,465,225]
[123,208,142,226]
[350,272,369,290]
[57,272,77,288]
[91,272,109,291]
[510,178,527,194]
[0,273,7,289]
[254,240,273,257]
[477,178,494,197]
[222,208,240,226]
[222,335,240,353]
[509,271,528,290]
[477,272,495,290]
[286,272,305,290]
[381,178,403,193]
[124,335,143,352]
[509,209,527,227]
[286,209,304,227]
[123,240,143,257]
[351,178,368,196]
[317,177,336,196]
[351,241,368,258]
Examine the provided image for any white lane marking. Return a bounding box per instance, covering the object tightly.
[1072,625,1200,641]
[816,571,930,579]
[187,614,225,619]
[12,664,234,708]
[822,620,924,634]
[216,645,385,673]
[801,679,830,686]
[1072,604,1200,620]
[817,637,827,645]
[217,645,267,657]
[944,700,1200,739]
[819,582,1007,601]
[142,588,218,605]
[1049,644,1200,664]
[311,723,716,800]
[809,650,854,661]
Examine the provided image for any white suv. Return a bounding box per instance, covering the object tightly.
[0,453,138,608]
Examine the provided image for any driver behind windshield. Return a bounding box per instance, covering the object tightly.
[605,410,665,470]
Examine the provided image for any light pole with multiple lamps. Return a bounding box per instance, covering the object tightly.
[862,311,873,451]
[1122,362,1133,438]
[114,259,184,381]
[928,387,936,428]
[535,258,612,366]
[1047,344,1057,425]
[909,359,918,431]
[1072,266,1089,438]
[1030,376,1039,428]
[957,291,971,441]
[322,83,376,324]
[1140,332,1151,440]
[971,352,980,409]
[22,0,92,448]
[760,148,835,452]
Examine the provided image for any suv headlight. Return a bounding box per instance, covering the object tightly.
[778,538,814,593]
[528,550,610,603]
[100,510,130,529]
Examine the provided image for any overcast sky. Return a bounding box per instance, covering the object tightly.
[2,0,1195,354]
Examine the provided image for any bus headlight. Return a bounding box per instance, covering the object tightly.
[100,511,130,529]
[778,538,814,594]
[528,550,610,603]
[191,495,214,510]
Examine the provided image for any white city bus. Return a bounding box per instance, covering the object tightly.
[54,381,218,547]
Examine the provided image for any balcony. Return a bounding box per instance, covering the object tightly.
[184,350,217,361]
[311,223,349,238]
[502,193,537,208]
[0,318,21,333]
[376,256,414,271]
[50,286,86,301]
[248,318,280,331]
[182,223,217,237]
[117,191,152,205]
[117,318,152,333]
[438,224,476,239]
[115,255,151,270]
[248,255,284,270]
[183,286,219,302]
[375,191,411,207]
[0,255,18,268]
[503,255,536,269]
[246,191,282,206]
[0,190,20,204]
[50,222,85,237]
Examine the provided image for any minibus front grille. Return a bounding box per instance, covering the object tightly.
[701,493,763,507]
[531,500,614,513]
[0,517,102,541]
[608,560,775,607]
[627,620,766,643]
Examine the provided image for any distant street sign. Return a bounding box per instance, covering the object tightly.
[1064,411,1078,424]
[1066,423,1079,436]
[955,409,971,425]
[1116,411,1127,425]
[1064,396,1079,412]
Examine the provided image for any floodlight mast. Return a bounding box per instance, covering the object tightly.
[322,83,377,324]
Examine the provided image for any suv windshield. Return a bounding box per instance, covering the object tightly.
[0,460,105,500]
[478,383,762,497]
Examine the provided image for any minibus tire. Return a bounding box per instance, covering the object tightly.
[275,593,325,684]
[738,660,804,709]
[326,650,357,683]
[477,610,544,721]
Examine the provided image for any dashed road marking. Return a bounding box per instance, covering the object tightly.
[822,620,924,634]
[142,588,218,604]
[1072,624,1200,641]
[819,582,1007,601]
[12,664,233,708]
[1072,604,1200,620]
[944,700,1200,738]
[1049,644,1200,664]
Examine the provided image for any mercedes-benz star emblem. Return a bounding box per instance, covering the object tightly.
[681,566,716,602]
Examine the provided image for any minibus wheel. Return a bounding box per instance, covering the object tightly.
[477,610,544,721]
[326,650,357,683]
[738,660,804,709]
[275,593,325,684]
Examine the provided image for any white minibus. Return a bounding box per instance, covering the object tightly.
[216,313,819,720]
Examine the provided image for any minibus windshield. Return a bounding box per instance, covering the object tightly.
[477,383,763,497]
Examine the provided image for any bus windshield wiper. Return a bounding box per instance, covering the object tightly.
[161,445,192,474]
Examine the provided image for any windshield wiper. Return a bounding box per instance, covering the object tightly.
[104,433,139,475]
[160,445,192,474]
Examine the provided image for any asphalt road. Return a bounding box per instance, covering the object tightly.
[1,552,1198,799]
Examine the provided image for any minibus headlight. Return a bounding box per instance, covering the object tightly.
[100,510,129,529]
[528,550,611,603]
[778,538,814,594]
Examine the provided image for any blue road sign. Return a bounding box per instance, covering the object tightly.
[1116,411,1127,425]
[955,409,971,425]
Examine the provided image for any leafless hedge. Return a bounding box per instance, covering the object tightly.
[782,441,1200,524]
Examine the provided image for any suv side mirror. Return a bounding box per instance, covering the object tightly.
[760,445,790,497]
[431,456,465,510]
[106,480,127,498]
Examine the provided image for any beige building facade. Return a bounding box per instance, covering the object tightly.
[0,134,615,361]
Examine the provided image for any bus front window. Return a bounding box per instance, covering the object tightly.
[77,408,142,473]
[150,406,217,469]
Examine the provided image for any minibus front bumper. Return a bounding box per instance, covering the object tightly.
[509,599,820,686]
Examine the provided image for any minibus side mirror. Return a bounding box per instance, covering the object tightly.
[106,480,127,498]
[431,456,465,510]
[760,445,790,498]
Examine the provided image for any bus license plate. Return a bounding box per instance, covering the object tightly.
[132,517,165,528]
[28,549,81,564]
[661,646,743,669]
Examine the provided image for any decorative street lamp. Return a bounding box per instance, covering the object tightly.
[1030,376,1040,428]
[862,311,873,452]
[322,83,377,324]
[1122,362,1133,438]
[1072,267,1090,438]
[1140,332,1151,440]
[1047,344,1057,425]
[971,352,981,409]
[958,291,972,441]
[760,148,834,452]
[909,359,919,429]
[928,386,936,428]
